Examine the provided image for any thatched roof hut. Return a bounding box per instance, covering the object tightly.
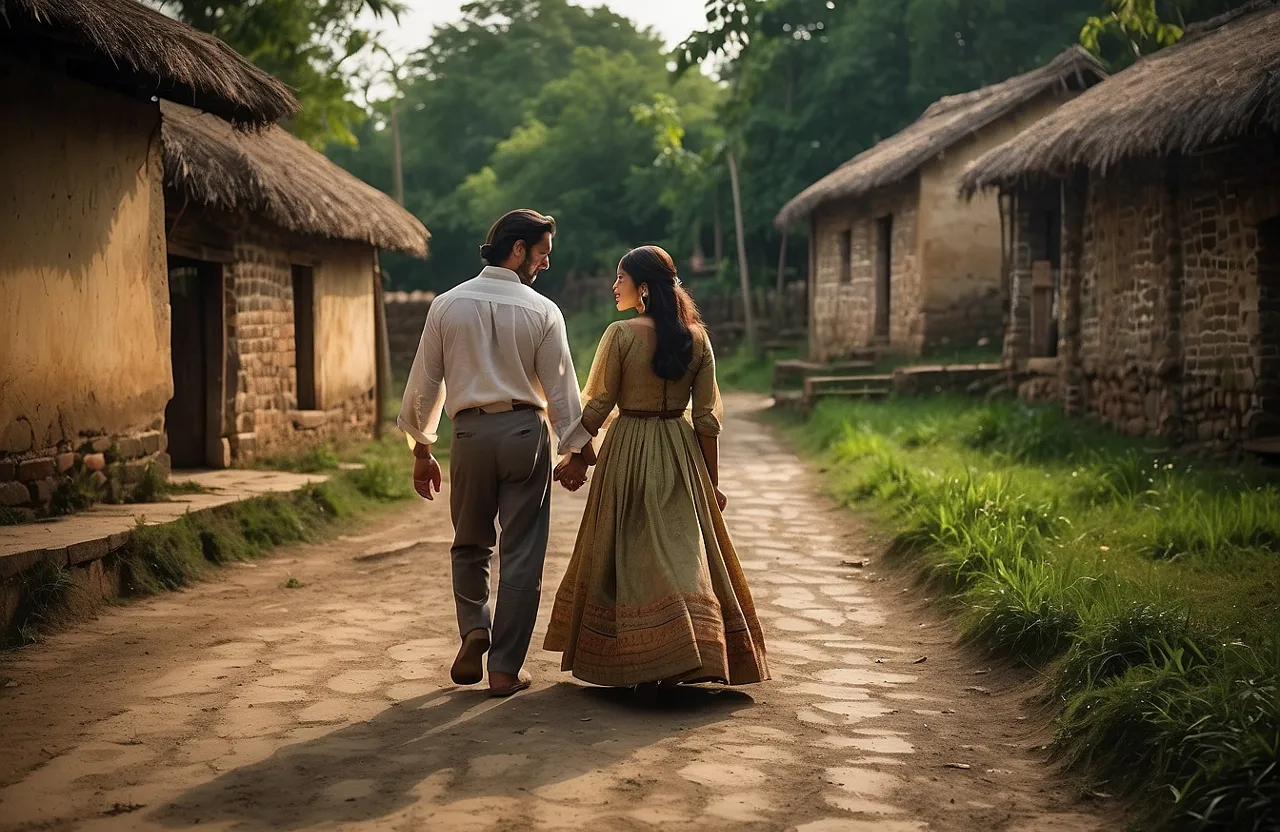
[2,0,297,125]
[161,101,429,257]
[960,0,1280,193]
[775,47,1105,228]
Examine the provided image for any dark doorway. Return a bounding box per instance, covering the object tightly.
[291,265,317,411]
[166,258,224,469]
[838,229,853,284]
[1031,208,1062,358]
[874,215,893,339]
[1255,216,1280,439]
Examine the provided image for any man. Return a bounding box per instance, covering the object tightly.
[398,209,593,697]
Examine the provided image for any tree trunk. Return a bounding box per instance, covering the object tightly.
[713,190,725,271]
[726,150,756,351]
[391,105,405,207]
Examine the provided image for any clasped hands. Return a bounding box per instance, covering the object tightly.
[553,453,589,492]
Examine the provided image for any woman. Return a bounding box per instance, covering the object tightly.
[544,245,769,689]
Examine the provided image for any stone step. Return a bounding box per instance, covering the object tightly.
[804,374,894,397]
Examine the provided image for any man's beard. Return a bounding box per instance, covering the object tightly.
[517,251,538,285]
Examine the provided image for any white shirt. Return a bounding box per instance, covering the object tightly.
[397,266,591,456]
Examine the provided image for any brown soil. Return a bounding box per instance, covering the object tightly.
[0,394,1125,831]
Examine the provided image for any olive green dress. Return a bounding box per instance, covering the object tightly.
[544,321,770,687]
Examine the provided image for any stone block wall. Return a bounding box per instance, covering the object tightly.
[1012,135,1280,454]
[223,230,376,462]
[384,291,434,380]
[0,431,170,518]
[1077,157,1182,439]
[809,180,921,361]
[1175,139,1280,452]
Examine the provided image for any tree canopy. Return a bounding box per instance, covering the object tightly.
[153,0,403,148]
[316,0,1254,296]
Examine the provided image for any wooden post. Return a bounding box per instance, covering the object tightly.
[726,149,756,351]
[373,253,391,439]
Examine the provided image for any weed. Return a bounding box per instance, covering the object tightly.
[10,560,77,644]
[282,575,304,589]
[48,465,105,516]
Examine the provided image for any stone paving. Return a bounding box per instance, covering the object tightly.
[0,395,1119,831]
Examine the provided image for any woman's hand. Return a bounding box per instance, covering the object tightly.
[714,485,728,512]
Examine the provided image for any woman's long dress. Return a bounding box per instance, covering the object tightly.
[544,321,770,687]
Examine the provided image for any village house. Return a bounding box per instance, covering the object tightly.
[159,102,429,467]
[0,0,296,511]
[960,0,1280,455]
[776,48,1105,362]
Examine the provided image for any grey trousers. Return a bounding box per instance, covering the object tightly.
[448,408,551,675]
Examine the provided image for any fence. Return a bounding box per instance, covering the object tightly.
[384,278,809,380]
[560,271,809,350]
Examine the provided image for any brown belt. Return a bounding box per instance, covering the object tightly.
[619,408,686,420]
[456,401,541,417]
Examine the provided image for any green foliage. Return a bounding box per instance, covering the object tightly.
[775,396,1279,825]
[1081,0,1184,61]
[1078,0,1253,68]
[154,0,403,148]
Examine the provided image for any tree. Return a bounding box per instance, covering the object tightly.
[456,47,720,294]
[1079,0,1251,66]
[329,0,688,292]
[153,0,404,148]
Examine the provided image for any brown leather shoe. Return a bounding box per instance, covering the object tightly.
[450,629,490,685]
[488,669,531,698]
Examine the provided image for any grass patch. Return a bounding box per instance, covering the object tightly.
[771,396,1279,828]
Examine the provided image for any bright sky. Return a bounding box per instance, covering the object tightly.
[369,0,709,57]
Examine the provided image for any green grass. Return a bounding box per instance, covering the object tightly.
[770,396,1279,830]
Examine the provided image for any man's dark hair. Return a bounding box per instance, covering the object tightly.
[480,209,556,265]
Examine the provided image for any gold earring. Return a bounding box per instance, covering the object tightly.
[639,292,648,313]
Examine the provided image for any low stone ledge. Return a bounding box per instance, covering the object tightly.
[289,410,333,430]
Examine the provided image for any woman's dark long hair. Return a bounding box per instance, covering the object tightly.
[620,246,705,381]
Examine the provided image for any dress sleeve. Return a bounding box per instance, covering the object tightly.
[580,322,627,435]
[691,332,723,437]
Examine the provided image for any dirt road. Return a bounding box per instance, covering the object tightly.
[0,394,1120,831]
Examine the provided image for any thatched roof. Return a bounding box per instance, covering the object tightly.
[960,0,1280,193]
[161,101,429,257]
[2,0,297,126]
[774,47,1106,228]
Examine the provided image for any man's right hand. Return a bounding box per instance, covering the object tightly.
[413,454,442,500]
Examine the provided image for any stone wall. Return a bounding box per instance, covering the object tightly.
[1011,135,1280,454]
[385,291,435,380]
[809,179,921,361]
[1175,139,1280,451]
[0,57,172,513]
[224,230,376,461]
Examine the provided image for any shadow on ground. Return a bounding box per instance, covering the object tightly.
[154,682,754,829]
